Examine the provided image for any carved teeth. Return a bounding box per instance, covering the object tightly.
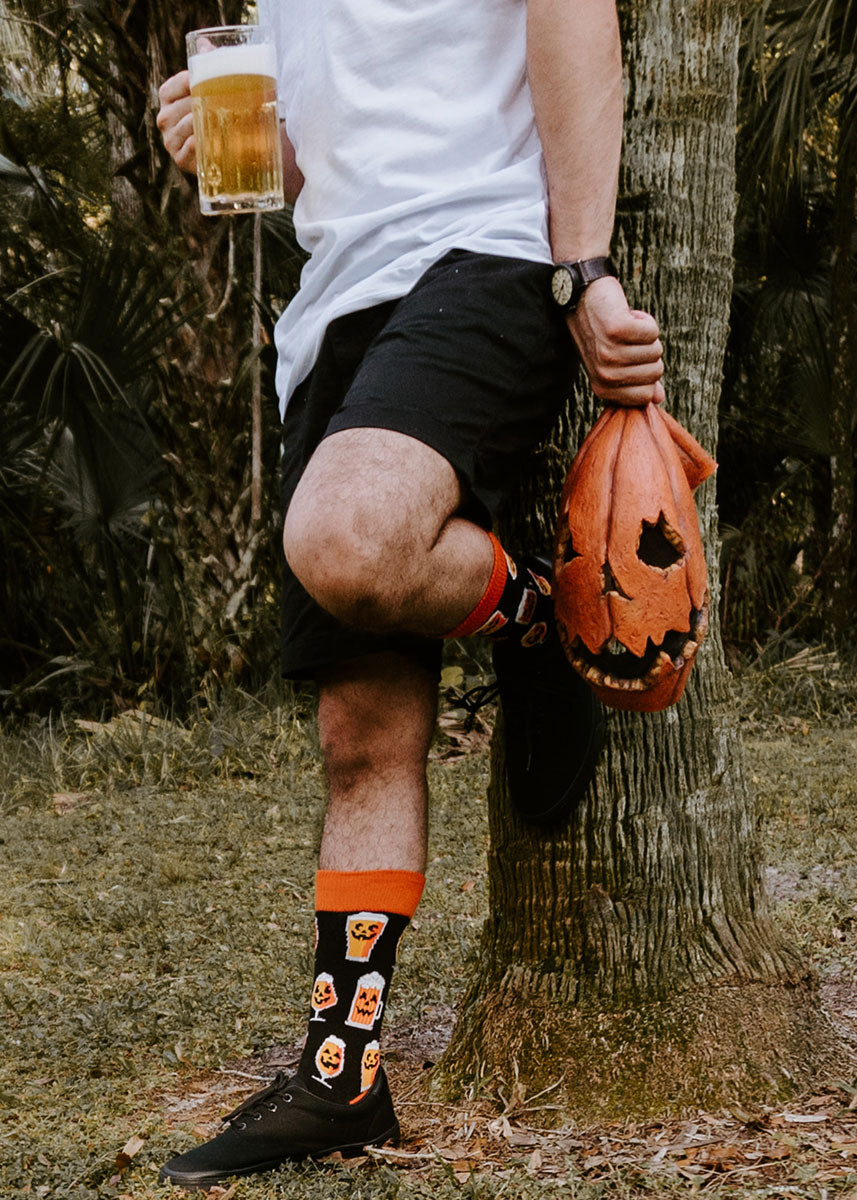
[643,650,673,685]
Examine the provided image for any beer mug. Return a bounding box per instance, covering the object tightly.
[186,25,285,215]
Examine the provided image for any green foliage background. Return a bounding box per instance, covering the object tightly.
[1,0,856,714]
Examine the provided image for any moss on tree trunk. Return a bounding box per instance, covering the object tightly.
[435,0,841,1119]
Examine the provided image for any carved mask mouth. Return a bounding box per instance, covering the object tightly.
[565,604,708,692]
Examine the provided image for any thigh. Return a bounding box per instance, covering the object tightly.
[279,306,442,681]
[288,425,465,562]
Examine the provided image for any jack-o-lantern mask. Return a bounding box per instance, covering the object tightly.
[345,912,388,962]
[310,972,337,1019]
[345,971,385,1029]
[314,1035,346,1085]
[553,404,716,712]
[361,1040,381,1091]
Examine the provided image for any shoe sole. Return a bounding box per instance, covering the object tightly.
[158,1121,400,1190]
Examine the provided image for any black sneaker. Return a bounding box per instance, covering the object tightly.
[159,1069,399,1190]
[491,557,605,825]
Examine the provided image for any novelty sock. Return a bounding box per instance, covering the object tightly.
[297,869,425,1103]
[446,532,552,649]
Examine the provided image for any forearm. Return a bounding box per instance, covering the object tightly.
[281,123,304,205]
[527,0,623,261]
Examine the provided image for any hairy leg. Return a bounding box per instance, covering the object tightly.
[316,652,439,873]
[283,427,494,636]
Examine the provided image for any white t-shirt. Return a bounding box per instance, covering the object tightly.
[257,0,551,416]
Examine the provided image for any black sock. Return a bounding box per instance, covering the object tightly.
[446,533,552,648]
[297,870,424,1103]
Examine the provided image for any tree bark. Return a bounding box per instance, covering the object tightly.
[437,0,838,1120]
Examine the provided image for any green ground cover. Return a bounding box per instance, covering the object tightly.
[2,670,857,1199]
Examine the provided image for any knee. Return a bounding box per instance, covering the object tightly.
[318,674,435,791]
[283,498,408,630]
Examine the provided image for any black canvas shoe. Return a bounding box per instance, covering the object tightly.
[491,556,605,825]
[159,1069,399,1190]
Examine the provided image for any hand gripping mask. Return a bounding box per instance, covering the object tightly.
[553,403,716,712]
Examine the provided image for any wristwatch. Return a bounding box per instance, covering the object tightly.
[550,256,619,313]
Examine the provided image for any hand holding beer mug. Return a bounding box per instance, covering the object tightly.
[186,25,284,215]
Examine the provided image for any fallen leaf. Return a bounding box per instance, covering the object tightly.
[437,1142,471,1160]
[782,1112,829,1124]
[696,1144,746,1170]
[527,1147,543,1173]
[506,1130,539,1148]
[761,1144,791,1161]
[122,1134,146,1158]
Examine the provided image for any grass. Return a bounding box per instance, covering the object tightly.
[1,665,857,1199]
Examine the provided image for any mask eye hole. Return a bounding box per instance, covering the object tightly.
[637,514,684,569]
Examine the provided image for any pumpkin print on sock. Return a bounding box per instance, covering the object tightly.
[312,1034,346,1087]
[309,971,337,1021]
[344,971,385,1030]
[345,912,388,962]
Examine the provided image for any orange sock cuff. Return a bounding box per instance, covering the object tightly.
[315,869,426,917]
[445,532,508,639]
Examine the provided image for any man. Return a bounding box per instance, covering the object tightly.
[156,0,664,1187]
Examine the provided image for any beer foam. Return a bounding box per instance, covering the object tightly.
[188,41,277,87]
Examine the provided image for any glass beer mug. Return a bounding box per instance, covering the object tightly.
[186,25,285,215]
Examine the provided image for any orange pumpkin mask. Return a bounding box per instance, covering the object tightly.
[553,404,716,712]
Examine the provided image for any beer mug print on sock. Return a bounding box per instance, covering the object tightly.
[361,1041,381,1092]
[344,912,388,962]
[186,25,284,215]
[344,971,385,1030]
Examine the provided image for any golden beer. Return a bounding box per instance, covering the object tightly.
[187,30,284,215]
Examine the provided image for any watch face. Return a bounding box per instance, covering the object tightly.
[551,266,574,308]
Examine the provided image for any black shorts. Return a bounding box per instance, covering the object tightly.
[279,248,577,680]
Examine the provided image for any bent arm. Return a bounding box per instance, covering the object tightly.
[527,0,664,406]
[279,126,304,204]
[156,71,304,204]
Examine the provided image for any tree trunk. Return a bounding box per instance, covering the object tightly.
[436,0,837,1120]
[823,110,857,642]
